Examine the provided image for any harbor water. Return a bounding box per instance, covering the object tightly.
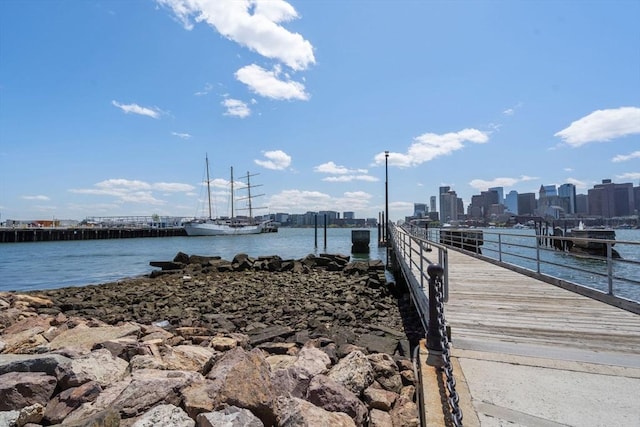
[1,227,638,302]
[0,227,385,292]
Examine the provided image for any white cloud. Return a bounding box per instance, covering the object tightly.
[314,161,368,175]
[565,178,588,190]
[612,151,640,162]
[374,128,490,168]
[194,83,213,96]
[172,131,192,139]
[468,175,537,191]
[222,98,251,118]
[616,172,640,181]
[69,178,194,205]
[111,100,162,119]
[157,0,315,71]
[235,64,308,100]
[315,161,377,182]
[554,106,640,147]
[268,189,374,213]
[254,150,292,170]
[22,195,50,201]
[323,175,379,183]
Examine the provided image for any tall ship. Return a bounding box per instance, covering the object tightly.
[184,155,272,236]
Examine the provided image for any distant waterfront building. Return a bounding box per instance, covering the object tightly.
[489,186,504,205]
[468,195,484,219]
[343,211,355,220]
[540,185,558,198]
[576,194,588,215]
[558,184,577,215]
[481,190,500,218]
[413,203,427,217]
[430,196,437,213]
[440,188,460,223]
[439,186,450,221]
[505,190,518,214]
[588,179,634,217]
[517,193,536,215]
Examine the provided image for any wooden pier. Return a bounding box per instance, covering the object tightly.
[0,227,187,243]
[390,225,640,426]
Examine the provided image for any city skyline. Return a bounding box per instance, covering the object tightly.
[1,0,639,222]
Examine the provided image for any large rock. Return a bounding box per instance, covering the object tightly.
[274,396,356,427]
[43,381,102,424]
[0,353,72,376]
[205,347,276,426]
[197,405,264,427]
[306,374,368,426]
[328,351,375,395]
[363,387,397,411]
[160,344,216,374]
[291,345,331,377]
[131,404,195,427]
[271,365,312,399]
[110,369,204,418]
[56,348,129,389]
[48,323,141,354]
[0,371,57,410]
[367,353,403,393]
[389,395,419,427]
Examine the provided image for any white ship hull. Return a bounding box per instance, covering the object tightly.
[184,219,265,236]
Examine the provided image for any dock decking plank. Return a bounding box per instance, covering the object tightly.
[439,249,640,356]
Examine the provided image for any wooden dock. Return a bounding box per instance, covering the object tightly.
[0,227,187,243]
[413,247,640,426]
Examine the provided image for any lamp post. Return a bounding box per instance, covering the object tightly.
[385,150,389,266]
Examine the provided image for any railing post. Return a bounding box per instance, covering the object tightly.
[607,242,614,295]
[426,264,445,352]
[498,234,502,262]
[536,235,541,274]
[419,243,424,288]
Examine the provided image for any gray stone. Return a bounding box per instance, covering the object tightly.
[367,353,403,393]
[131,404,194,427]
[205,347,276,426]
[369,408,393,427]
[197,406,264,427]
[111,369,204,417]
[0,353,72,376]
[43,381,102,424]
[363,387,397,411]
[56,348,128,389]
[0,371,57,411]
[306,374,368,426]
[48,323,141,354]
[292,345,331,377]
[328,351,375,395]
[274,396,356,427]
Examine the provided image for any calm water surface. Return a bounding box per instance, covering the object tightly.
[0,228,385,292]
[1,227,638,302]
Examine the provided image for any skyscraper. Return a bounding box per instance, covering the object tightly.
[558,184,577,214]
[505,190,518,214]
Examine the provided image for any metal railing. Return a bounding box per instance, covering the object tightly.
[417,226,640,313]
[390,224,463,425]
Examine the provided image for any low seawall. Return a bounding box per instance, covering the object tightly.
[0,227,187,243]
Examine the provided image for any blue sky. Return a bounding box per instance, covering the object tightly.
[1,0,639,222]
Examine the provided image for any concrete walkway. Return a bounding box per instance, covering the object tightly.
[420,249,640,426]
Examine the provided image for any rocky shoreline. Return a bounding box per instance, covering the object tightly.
[0,252,424,427]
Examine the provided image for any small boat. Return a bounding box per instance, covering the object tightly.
[184,155,272,236]
[565,221,620,258]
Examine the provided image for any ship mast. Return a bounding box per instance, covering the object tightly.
[205,154,212,220]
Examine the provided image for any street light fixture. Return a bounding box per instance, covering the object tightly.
[385,150,389,266]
